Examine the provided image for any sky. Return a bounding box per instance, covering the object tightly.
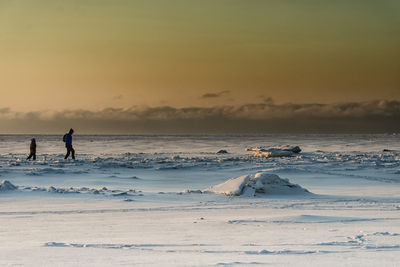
[0,0,399,133]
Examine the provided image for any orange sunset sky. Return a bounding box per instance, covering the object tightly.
[0,0,399,133]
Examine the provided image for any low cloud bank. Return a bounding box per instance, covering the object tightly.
[200,90,230,99]
[0,100,399,134]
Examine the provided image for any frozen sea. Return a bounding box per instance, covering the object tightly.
[1,134,400,266]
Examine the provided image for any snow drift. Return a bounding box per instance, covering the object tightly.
[247,145,301,157]
[204,173,310,196]
[0,180,18,191]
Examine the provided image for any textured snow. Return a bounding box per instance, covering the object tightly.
[204,173,309,196]
[0,135,400,266]
[0,180,17,191]
[204,175,250,196]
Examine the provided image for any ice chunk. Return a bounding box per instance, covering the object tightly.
[0,180,18,191]
[204,175,250,196]
[247,145,301,157]
[204,173,309,196]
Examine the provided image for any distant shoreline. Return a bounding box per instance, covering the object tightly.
[0,133,398,137]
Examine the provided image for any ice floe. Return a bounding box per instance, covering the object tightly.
[1,145,399,185]
[0,180,18,191]
[204,172,310,196]
[247,145,301,157]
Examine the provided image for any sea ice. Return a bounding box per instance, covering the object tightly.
[247,145,301,157]
[0,180,17,191]
[0,135,400,266]
[204,172,309,196]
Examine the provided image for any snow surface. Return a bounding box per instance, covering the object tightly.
[0,134,400,266]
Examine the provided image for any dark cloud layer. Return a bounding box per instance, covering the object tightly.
[200,91,230,99]
[0,100,399,134]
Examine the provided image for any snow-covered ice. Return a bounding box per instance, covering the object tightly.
[247,145,302,157]
[0,180,17,191]
[0,134,399,266]
[204,173,309,196]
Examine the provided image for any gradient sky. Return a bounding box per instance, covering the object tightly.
[0,1,399,134]
[1,0,399,113]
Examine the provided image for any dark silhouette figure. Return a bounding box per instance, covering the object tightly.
[27,138,36,160]
[64,128,75,160]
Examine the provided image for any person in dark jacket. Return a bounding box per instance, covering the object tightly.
[64,128,75,160]
[27,138,36,160]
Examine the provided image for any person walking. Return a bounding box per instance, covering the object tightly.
[63,128,75,160]
[26,138,37,160]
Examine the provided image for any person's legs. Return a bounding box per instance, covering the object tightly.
[27,153,32,160]
[65,145,75,160]
[33,153,36,160]
[65,146,71,159]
